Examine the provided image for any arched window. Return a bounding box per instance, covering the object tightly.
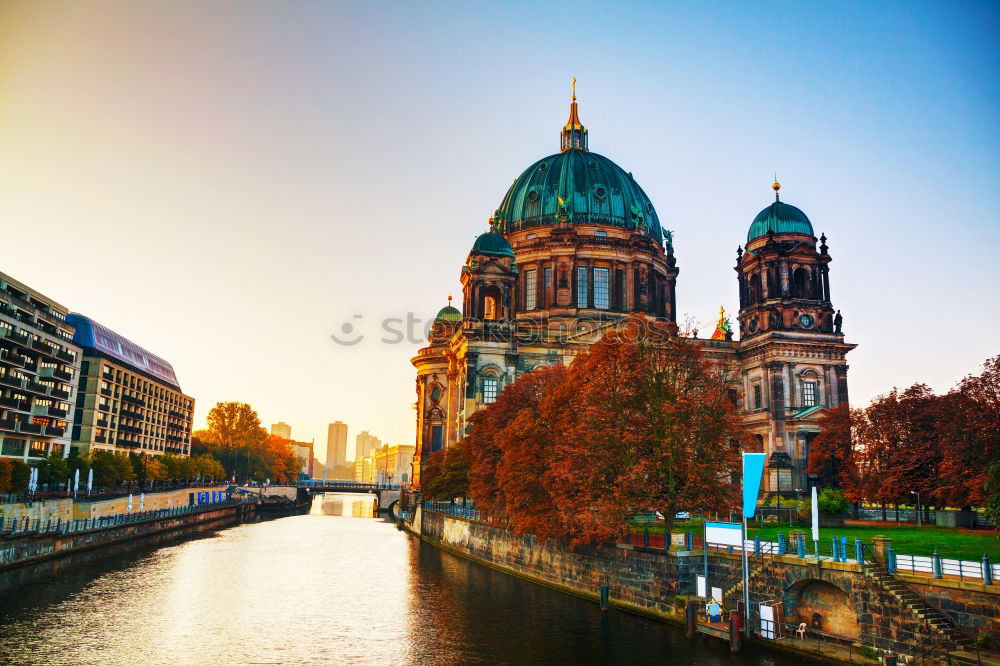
[483,296,497,320]
[793,267,810,299]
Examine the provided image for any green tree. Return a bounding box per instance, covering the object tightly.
[984,461,1000,528]
[422,440,470,501]
[0,458,12,493]
[9,459,30,493]
[44,452,70,486]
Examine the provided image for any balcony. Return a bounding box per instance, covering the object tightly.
[0,375,23,389]
[44,425,65,437]
[96,417,108,427]
[0,351,26,367]
[120,408,143,420]
[31,339,57,358]
[0,328,29,346]
[95,435,106,443]
[8,293,31,310]
[0,417,15,431]
[100,388,112,397]
[0,396,20,409]
[56,349,75,363]
[38,366,72,382]
[17,422,42,435]
[48,406,67,418]
[36,309,61,326]
[24,380,49,396]
[50,388,69,400]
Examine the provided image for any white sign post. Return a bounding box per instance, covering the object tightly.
[811,486,820,559]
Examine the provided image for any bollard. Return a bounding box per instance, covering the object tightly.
[727,545,733,554]
[841,537,848,562]
[984,555,993,585]
[855,538,864,564]
[45,519,51,532]
[887,546,897,573]
[685,600,696,639]
[56,517,62,531]
[33,519,40,532]
[729,613,742,653]
[754,536,760,556]
[600,585,609,611]
[778,533,786,556]
[933,550,942,579]
[643,527,649,548]
[687,531,694,551]
[832,537,839,562]
[797,533,805,558]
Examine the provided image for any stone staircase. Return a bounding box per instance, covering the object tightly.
[861,563,1000,665]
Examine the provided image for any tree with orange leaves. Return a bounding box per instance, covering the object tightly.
[806,404,856,489]
[462,316,747,547]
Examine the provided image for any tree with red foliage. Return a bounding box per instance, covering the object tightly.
[464,364,567,520]
[462,316,747,547]
[542,317,746,543]
[846,385,943,516]
[936,355,1000,509]
[806,404,855,489]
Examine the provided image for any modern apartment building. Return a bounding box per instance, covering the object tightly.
[354,430,381,460]
[68,314,194,457]
[326,421,347,475]
[271,421,292,439]
[0,272,82,462]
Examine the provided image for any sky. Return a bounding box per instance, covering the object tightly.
[1,1,997,462]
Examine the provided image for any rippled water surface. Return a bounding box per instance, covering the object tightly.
[0,498,799,665]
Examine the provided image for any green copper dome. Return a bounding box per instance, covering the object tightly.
[493,149,663,244]
[434,305,462,323]
[470,231,515,257]
[747,200,814,242]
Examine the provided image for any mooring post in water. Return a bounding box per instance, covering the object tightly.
[600,585,609,611]
[685,600,696,639]
[729,614,741,652]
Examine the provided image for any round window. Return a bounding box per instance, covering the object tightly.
[588,159,597,169]
[594,187,607,200]
[430,386,442,402]
[537,162,548,172]
[527,191,539,203]
[799,314,814,328]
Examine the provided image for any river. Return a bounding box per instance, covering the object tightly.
[0,495,799,665]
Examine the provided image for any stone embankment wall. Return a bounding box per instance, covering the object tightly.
[0,486,231,524]
[413,509,1000,657]
[0,502,256,592]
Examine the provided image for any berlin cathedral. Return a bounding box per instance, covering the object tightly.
[412,88,857,494]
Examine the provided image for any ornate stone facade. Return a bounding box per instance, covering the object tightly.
[412,96,856,492]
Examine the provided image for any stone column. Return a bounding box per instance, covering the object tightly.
[872,535,892,564]
[835,365,850,405]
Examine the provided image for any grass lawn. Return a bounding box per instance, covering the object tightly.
[746,525,998,562]
[630,519,998,561]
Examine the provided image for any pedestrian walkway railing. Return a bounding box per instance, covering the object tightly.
[422,501,481,521]
[0,497,253,538]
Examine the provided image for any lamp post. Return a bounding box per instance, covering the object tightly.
[911,490,921,527]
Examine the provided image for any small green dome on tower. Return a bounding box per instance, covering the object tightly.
[471,231,515,258]
[747,181,814,242]
[434,295,462,323]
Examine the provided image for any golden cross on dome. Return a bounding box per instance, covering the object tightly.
[571,76,576,101]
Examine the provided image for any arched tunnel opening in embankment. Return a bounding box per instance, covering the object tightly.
[783,579,860,639]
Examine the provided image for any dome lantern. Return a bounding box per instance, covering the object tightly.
[560,77,588,152]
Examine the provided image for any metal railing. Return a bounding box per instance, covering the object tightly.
[0,497,253,538]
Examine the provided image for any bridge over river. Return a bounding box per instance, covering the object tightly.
[258,482,402,519]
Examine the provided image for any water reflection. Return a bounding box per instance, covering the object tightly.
[0,509,797,665]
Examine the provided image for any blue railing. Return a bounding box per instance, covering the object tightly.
[422,501,481,521]
[0,497,253,537]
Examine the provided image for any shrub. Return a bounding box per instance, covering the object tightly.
[818,488,849,515]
